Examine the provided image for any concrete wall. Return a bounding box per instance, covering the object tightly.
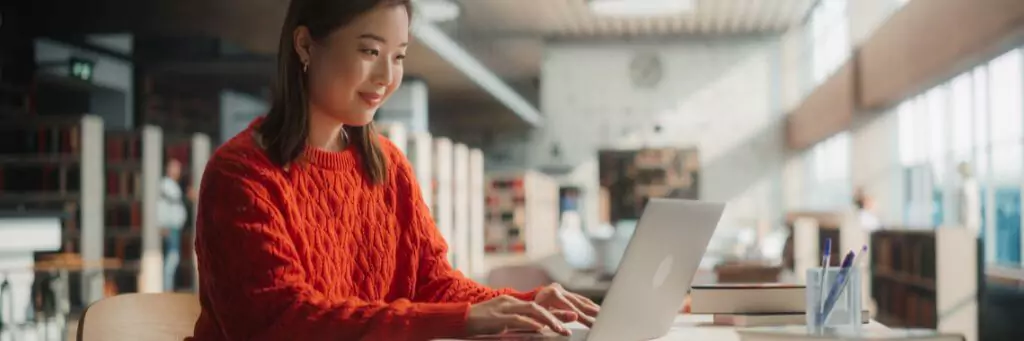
[531,38,786,231]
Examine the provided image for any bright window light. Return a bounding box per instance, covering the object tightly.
[588,0,695,17]
[417,0,460,22]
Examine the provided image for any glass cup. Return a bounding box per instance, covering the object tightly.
[805,267,863,331]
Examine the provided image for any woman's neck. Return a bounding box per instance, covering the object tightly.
[307,107,348,152]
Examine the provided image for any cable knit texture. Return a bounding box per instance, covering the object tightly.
[189,117,538,341]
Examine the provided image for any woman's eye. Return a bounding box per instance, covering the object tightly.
[396,54,406,61]
[360,49,380,57]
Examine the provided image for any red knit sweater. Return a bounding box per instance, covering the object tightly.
[189,118,536,341]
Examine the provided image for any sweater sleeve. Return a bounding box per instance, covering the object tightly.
[195,159,471,341]
[388,149,541,304]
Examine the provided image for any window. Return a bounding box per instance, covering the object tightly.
[950,74,973,159]
[896,47,1024,265]
[809,0,850,85]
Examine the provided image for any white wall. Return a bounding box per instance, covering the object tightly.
[533,38,786,231]
[220,90,268,143]
[35,38,134,129]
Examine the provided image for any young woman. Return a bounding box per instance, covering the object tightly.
[190,0,598,340]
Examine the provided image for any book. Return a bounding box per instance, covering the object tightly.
[713,310,870,327]
[737,326,963,341]
[690,283,805,314]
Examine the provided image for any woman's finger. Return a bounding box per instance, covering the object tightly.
[506,302,571,336]
[549,309,579,322]
[566,292,600,316]
[563,294,597,326]
[500,315,545,333]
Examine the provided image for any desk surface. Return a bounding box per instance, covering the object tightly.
[439,314,889,341]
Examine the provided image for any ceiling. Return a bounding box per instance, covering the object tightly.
[455,0,817,38]
[446,0,817,104]
[23,0,818,127]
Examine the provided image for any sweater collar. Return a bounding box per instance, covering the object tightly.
[248,116,361,171]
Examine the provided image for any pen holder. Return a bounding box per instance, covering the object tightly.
[805,267,863,330]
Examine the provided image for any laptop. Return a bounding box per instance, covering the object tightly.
[462,198,725,341]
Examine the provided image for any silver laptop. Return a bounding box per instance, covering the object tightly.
[467,198,725,341]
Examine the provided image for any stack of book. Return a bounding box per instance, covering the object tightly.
[689,283,867,327]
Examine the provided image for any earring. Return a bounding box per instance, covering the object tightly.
[303,62,308,73]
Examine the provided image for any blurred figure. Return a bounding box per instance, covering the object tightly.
[157,158,188,292]
[854,188,881,231]
[957,161,981,236]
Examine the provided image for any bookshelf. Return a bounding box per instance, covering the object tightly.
[0,114,105,305]
[483,170,559,261]
[870,228,979,341]
[102,126,161,294]
[785,211,844,282]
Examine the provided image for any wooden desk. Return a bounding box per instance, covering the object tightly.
[438,314,889,341]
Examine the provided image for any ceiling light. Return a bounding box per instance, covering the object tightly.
[588,0,695,17]
[417,0,461,23]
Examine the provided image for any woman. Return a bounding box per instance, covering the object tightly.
[190,0,598,340]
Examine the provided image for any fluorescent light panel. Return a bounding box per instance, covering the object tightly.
[588,0,695,17]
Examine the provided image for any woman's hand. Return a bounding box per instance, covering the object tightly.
[466,295,577,336]
[533,283,600,327]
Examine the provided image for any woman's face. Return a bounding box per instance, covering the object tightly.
[295,5,409,126]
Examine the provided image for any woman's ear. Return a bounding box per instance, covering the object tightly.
[293,26,313,66]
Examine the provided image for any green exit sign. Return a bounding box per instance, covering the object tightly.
[69,57,94,82]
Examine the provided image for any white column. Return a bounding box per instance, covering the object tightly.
[139,126,163,293]
[79,115,105,303]
[434,138,454,264]
[452,144,471,274]
[410,132,434,212]
[191,133,212,293]
[468,149,487,279]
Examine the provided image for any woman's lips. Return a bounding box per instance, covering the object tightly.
[359,92,383,106]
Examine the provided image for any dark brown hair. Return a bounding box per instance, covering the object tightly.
[258,0,412,184]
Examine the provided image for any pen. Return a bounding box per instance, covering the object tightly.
[818,239,832,316]
[820,245,869,325]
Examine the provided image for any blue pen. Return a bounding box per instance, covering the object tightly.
[818,239,832,316]
[819,245,869,325]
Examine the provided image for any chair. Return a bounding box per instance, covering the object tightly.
[76,293,200,341]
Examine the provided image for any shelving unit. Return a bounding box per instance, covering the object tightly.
[102,126,161,294]
[483,170,559,261]
[0,114,105,306]
[870,228,979,341]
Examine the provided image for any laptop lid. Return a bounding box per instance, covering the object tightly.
[586,198,725,341]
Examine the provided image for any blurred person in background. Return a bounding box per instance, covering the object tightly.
[854,188,881,231]
[189,0,598,340]
[957,161,981,236]
[157,158,188,292]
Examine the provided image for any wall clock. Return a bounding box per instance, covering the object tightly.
[630,52,663,90]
